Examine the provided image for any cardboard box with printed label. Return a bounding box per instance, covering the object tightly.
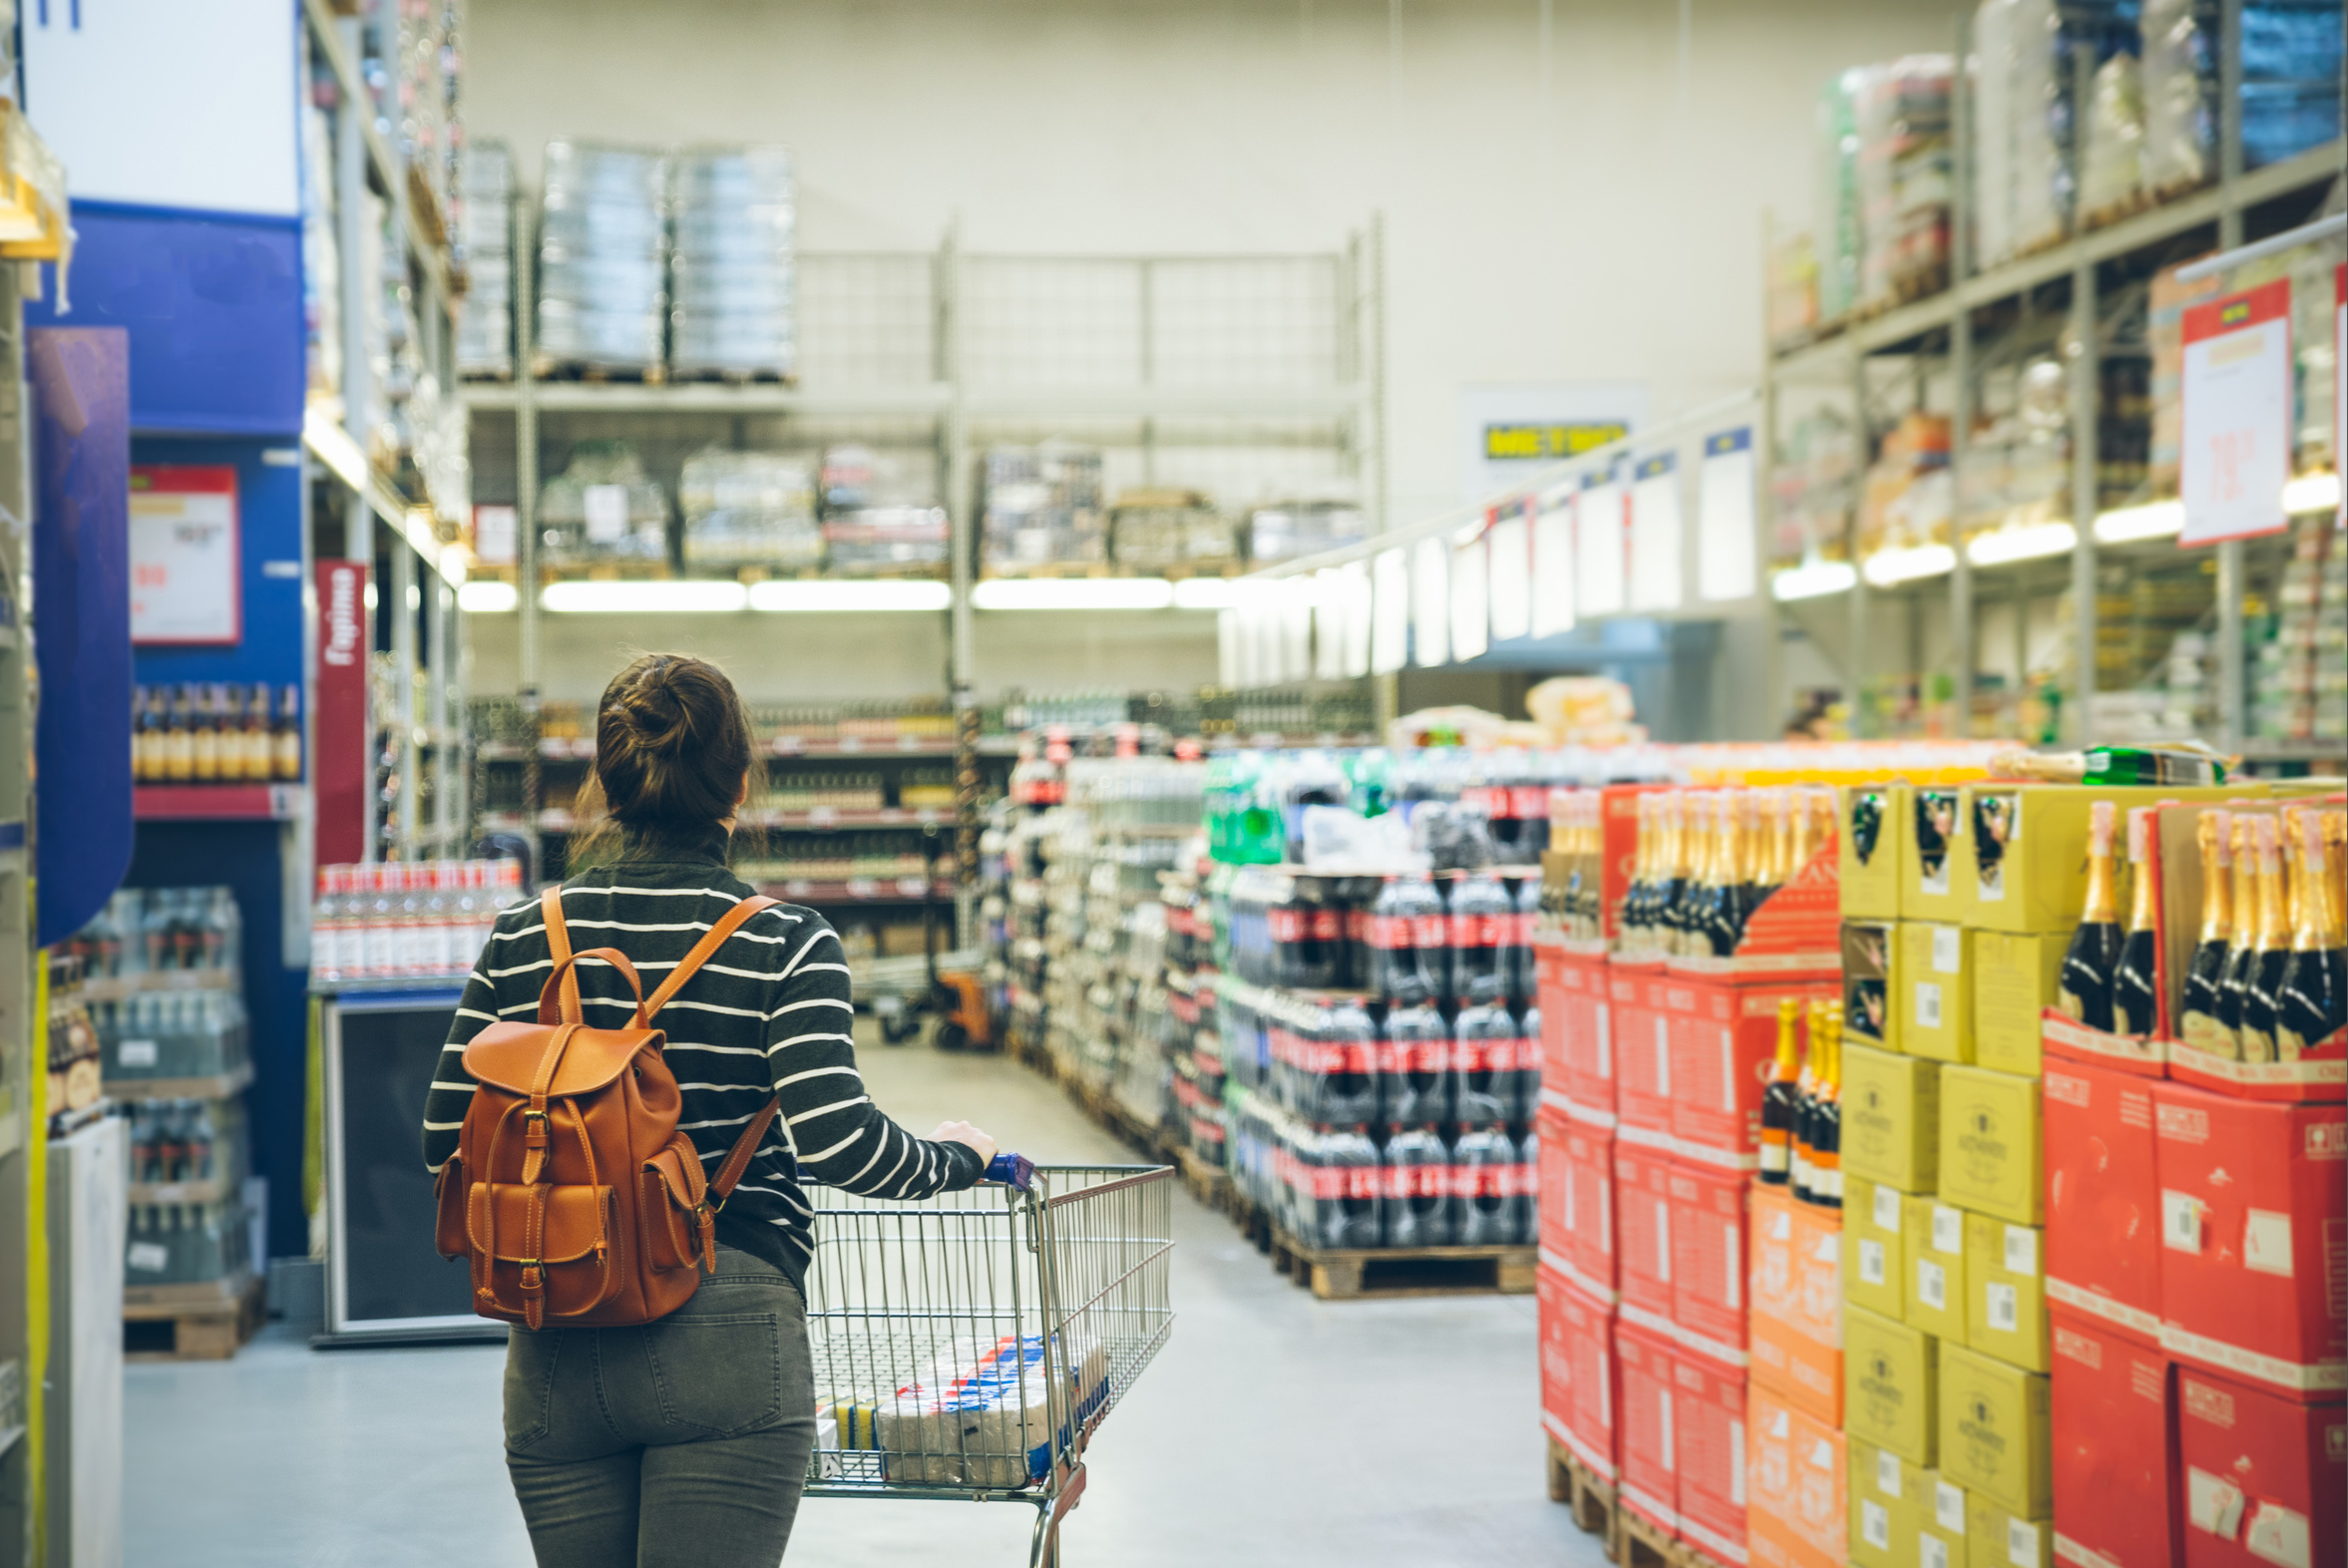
[2049,1308,2179,1568]
[1557,1119,1617,1304]
[1971,931,2066,1076]
[2151,1081,2348,1400]
[1668,1159,1751,1370]
[1613,1141,1677,1336]
[1559,1278,1620,1481]
[1967,1491,2052,1568]
[1903,1195,1972,1343]
[1901,785,1971,923]
[1842,919,1900,1052]
[1749,1182,1845,1427]
[1939,1065,2044,1226]
[1937,1343,2053,1519]
[2042,1058,2162,1342]
[1965,1214,2049,1374]
[1899,923,1976,1064]
[1537,1102,1574,1262]
[1960,783,2257,935]
[1673,1348,1752,1566]
[1847,1301,1940,1465]
[2173,1366,2344,1568]
[1849,1438,1920,1568]
[1612,965,1678,1147]
[1839,783,1908,921]
[1668,974,1842,1172]
[1844,1175,1907,1323]
[1919,1473,1970,1568]
[1747,1381,1848,1568]
[1616,1319,1681,1537]
[1538,939,1616,1122]
[1844,1041,1942,1194]
[1538,1262,1575,1454]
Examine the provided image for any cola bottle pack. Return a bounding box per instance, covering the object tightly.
[1508,874,1540,1005]
[1297,995,1380,1126]
[1447,871,1515,1005]
[1340,875,1379,989]
[1513,1004,1543,1119]
[1365,876,1438,1005]
[1452,1124,1522,1245]
[1311,1123,1385,1249]
[1379,1001,1451,1124]
[1270,875,1345,989]
[1450,1001,1522,1125]
[1380,1124,1455,1247]
[1515,1123,1540,1245]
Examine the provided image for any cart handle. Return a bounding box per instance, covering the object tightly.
[983,1152,1036,1191]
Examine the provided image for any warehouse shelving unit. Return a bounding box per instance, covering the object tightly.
[1759,1,2345,758]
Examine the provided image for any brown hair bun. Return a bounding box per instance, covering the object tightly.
[591,653,756,830]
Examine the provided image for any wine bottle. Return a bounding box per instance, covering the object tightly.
[1790,999,1821,1204]
[243,681,272,781]
[1989,743,2227,787]
[1655,794,1690,958]
[192,683,222,783]
[1621,794,1654,951]
[2057,800,2127,1032]
[1810,1002,1842,1210]
[2112,806,2161,1037]
[1705,796,1744,957]
[165,684,196,783]
[1758,996,1801,1187]
[2215,815,2261,1053]
[274,684,304,781]
[2177,809,2235,1053]
[2276,813,2346,1057]
[1576,794,1603,941]
[2238,815,2290,1063]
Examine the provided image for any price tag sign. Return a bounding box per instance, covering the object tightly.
[1448,530,1490,662]
[1531,494,1576,637]
[1697,427,1759,601]
[129,466,241,644]
[1487,504,1532,641]
[1411,536,1449,667]
[1627,451,1682,610]
[1574,465,1626,616]
[2179,278,2292,547]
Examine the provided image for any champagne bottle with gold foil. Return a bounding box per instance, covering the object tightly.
[2177,810,2235,1053]
[1790,999,1822,1204]
[2275,810,2347,1058]
[2058,800,2127,1032]
[2113,806,2161,1036]
[1657,793,1691,957]
[190,683,220,783]
[165,684,196,782]
[1622,794,1656,952]
[2216,815,2261,1052]
[2238,815,2290,1062]
[1759,996,1801,1187]
[1809,1003,1843,1210]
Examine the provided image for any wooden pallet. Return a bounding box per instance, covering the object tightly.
[1271,1231,1537,1301]
[123,1273,264,1362]
[569,562,676,582]
[667,365,799,387]
[530,357,669,386]
[979,561,1112,581]
[1619,1502,1678,1568]
[1140,559,1243,581]
[1173,1147,1230,1211]
[1549,1440,1621,1559]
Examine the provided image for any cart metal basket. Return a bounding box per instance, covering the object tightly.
[802,1164,1175,1566]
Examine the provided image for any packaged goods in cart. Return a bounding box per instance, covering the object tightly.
[865,1331,1108,1488]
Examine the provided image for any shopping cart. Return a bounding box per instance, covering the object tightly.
[801,1160,1175,1568]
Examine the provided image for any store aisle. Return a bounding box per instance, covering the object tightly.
[126,1031,1602,1568]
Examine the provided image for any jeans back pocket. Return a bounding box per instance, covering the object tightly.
[642,1312,784,1438]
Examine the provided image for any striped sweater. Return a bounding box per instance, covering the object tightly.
[421,823,983,1287]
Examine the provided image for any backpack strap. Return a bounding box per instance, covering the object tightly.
[652,894,786,1263]
[643,895,782,1019]
[541,886,584,1023]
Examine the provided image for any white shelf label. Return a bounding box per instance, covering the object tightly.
[128,1242,170,1274]
[1696,427,1758,601]
[118,1039,160,1067]
[130,466,241,645]
[2179,278,2292,547]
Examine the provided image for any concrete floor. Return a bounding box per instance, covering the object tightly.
[126,1035,1609,1568]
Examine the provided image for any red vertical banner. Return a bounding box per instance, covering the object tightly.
[314,560,370,866]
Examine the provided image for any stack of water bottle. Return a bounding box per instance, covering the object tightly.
[1221,864,1542,1252]
[124,1096,251,1287]
[535,141,668,372]
[668,146,796,379]
[65,887,252,1085]
[309,859,527,986]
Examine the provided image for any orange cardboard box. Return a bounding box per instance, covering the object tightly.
[1749,1381,1848,1568]
[1750,1182,1845,1427]
[1617,1319,1682,1537]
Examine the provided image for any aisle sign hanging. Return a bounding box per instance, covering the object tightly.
[1411,536,1450,666]
[2178,277,2292,547]
[1370,548,1409,674]
[1531,493,1576,637]
[1627,451,1683,611]
[1697,428,1760,600]
[129,465,241,644]
[1450,529,1490,662]
[1487,502,1532,641]
[1575,465,1627,616]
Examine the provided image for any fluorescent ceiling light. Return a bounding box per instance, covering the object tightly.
[1966,522,2077,567]
[970,577,1175,610]
[1770,561,1857,600]
[2093,500,2184,545]
[542,580,749,613]
[1171,577,1242,610]
[2282,472,2341,516]
[1861,544,1956,587]
[457,580,519,613]
[748,579,952,612]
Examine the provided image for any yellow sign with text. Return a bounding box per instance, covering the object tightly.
[1481,421,1628,463]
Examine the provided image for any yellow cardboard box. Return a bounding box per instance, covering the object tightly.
[1839,783,1908,920]
[1844,1176,1907,1322]
[1846,1303,1939,1467]
[1899,923,1975,1064]
[1938,1065,2043,1226]
[1936,1343,2052,1519]
[1849,1439,1920,1568]
[1969,931,2066,1077]
[1960,783,2265,934]
[1843,1041,1940,1193]
[1903,1195,1971,1342]
[1920,1474,1969,1568]
[1966,1491,2052,1568]
[1963,1213,2049,1374]
[1899,785,1970,923]
[1843,919,1900,1051]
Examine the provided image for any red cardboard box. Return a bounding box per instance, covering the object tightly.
[1674,1351,1752,1566]
[2043,1057,2163,1342]
[1613,962,1679,1151]
[1749,1182,1845,1428]
[2050,1309,2179,1568]
[1615,1140,1677,1337]
[1669,974,1842,1172]
[1670,1159,1753,1370]
[1560,1120,1617,1304]
[1538,1261,1575,1452]
[2152,1082,2348,1398]
[1560,1278,1620,1481]
[1748,1380,1847,1568]
[1617,1319,1682,1537]
[2174,1366,2346,1568]
[1537,1102,1574,1262]
[1538,938,1617,1125]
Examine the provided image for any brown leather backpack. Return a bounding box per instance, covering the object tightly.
[434,889,782,1330]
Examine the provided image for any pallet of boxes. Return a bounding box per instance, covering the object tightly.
[1837,765,2346,1568]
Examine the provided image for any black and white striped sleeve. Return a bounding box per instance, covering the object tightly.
[765,920,984,1197]
[422,961,502,1174]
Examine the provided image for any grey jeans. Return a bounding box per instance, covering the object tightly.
[504,1245,819,1568]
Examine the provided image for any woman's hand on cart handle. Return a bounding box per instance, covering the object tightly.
[982,1152,1036,1191]
[931,1120,998,1165]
